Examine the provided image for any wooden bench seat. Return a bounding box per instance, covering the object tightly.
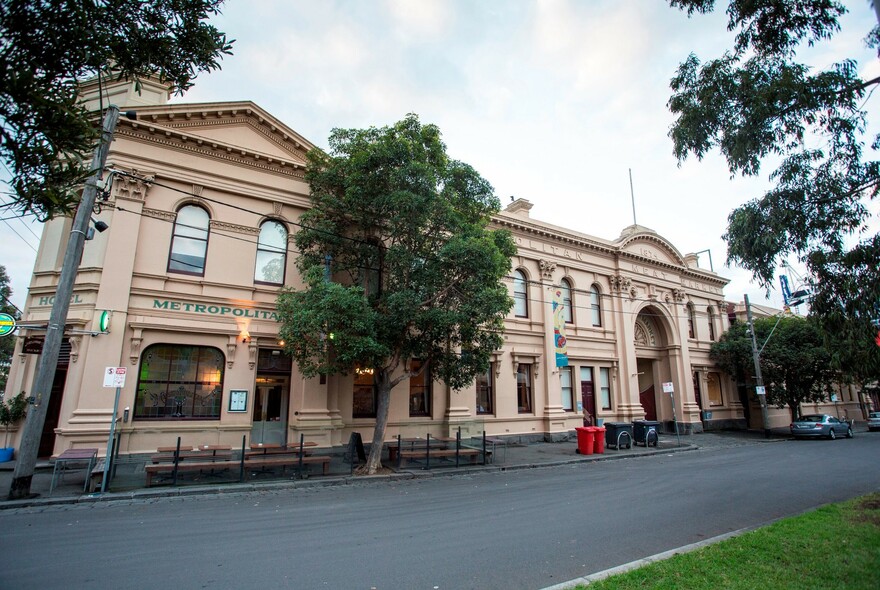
[151,450,233,463]
[244,455,331,476]
[144,460,238,487]
[397,448,481,467]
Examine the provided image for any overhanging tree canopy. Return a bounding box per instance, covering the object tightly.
[277,114,516,474]
[667,1,880,378]
[0,0,233,219]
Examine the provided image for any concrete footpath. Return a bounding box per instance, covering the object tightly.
[0,428,794,510]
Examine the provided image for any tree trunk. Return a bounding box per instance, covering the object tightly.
[362,370,392,475]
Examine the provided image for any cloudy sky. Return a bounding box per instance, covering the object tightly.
[2,0,877,312]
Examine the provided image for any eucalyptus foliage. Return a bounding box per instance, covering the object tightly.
[0,0,233,219]
[277,114,515,472]
[669,2,880,371]
[711,315,836,420]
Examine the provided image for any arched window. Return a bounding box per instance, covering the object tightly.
[707,306,716,341]
[560,278,573,324]
[168,205,210,275]
[590,285,602,327]
[254,220,288,285]
[513,270,529,317]
[134,344,224,420]
[687,303,696,339]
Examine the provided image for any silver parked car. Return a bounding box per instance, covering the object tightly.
[790,414,853,439]
[868,411,880,432]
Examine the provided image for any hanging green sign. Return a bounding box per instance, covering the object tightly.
[0,313,15,337]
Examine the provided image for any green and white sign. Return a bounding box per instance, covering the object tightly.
[0,313,15,337]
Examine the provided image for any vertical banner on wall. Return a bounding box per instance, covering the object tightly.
[552,288,569,367]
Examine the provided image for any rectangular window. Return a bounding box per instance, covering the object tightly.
[560,366,574,411]
[476,366,494,415]
[599,367,612,411]
[517,364,533,413]
[353,368,377,418]
[409,360,430,417]
[590,287,602,327]
[706,372,723,406]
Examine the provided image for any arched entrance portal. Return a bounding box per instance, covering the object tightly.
[633,307,674,424]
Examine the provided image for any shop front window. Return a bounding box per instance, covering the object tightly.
[134,344,224,420]
[476,366,494,415]
[517,364,533,413]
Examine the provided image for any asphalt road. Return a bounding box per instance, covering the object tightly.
[1,436,877,590]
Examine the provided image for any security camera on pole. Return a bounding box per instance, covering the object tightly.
[8,106,127,500]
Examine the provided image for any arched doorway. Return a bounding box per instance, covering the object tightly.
[633,307,674,424]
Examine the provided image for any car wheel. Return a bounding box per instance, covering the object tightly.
[846,427,854,438]
[829,429,836,440]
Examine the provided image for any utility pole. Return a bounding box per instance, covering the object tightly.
[9,106,121,499]
[745,294,771,438]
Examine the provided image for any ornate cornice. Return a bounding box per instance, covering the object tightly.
[116,123,306,180]
[142,207,176,221]
[210,220,260,236]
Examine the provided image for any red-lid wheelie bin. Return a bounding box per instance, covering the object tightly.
[592,426,606,454]
[575,426,594,455]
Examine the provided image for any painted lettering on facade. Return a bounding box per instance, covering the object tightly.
[632,264,667,280]
[515,237,585,261]
[681,279,722,295]
[153,299,279,321]
[34,294,85,306]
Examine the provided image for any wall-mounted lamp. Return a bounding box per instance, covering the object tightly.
[240,330,250,344]
[277,339,286,347]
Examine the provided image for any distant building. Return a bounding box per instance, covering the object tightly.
[5,78,750,457]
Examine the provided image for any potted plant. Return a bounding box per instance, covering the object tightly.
[0,392,27,462]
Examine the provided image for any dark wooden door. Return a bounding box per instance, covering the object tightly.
[639,384,657,421]
[581,380,596,425]
[38,367,67,457]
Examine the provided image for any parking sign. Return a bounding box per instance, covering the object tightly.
[103,367,127,388]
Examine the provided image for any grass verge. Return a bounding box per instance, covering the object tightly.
[577,493,880,590]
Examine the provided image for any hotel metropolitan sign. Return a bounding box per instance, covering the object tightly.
[152,298,280,321]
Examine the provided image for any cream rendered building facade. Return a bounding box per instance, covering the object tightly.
[3,81,742,457]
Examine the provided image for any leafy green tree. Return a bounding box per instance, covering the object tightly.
[667,1,880,371]
[0,0,233,219]
[0,265,20,393]
[277,114,516,474]
[711,315,836,420]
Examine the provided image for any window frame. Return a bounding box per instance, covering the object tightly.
[687,303,696,339]
[352,368,378,419]
[707,306,716,341]
[133,344,225,421]
[516,363,533,414]
[409,359,431,417]
[513,269,529,318]
[254,219,288,285]
[706,371,723,407]
[476,365,495,415]
[168,204,210,276]
[590,285,602,327]
[560,366,574,411]
[599,367,612,411]
[560,278,574,324]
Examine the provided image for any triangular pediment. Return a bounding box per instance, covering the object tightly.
[126,101,314,166]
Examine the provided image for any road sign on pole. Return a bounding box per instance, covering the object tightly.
[103,367,126,388]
